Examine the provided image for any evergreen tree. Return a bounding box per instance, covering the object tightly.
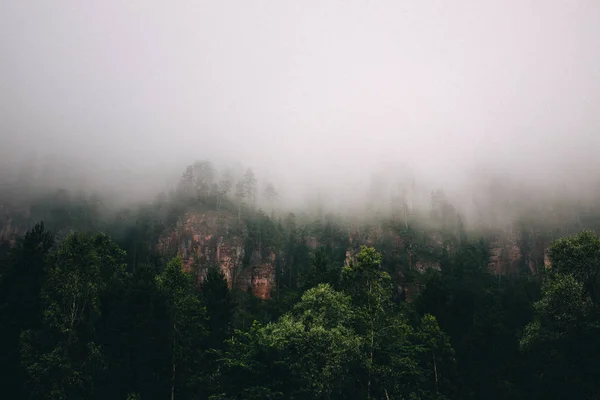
[201,266,235,349]
[0,222,54,398]
[156,257,208,400]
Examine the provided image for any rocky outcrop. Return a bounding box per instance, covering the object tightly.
[249,251,276,299]
[158,211,276,299]
[488,234,524,275]
[544,249,552,269]
[0,201,555,301]
[487,230,550,275]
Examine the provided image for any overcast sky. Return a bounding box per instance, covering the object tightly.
[1,0,599,198]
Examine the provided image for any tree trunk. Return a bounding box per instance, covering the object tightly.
[368,324,374,400]
[171,323,176,400]
[368,280,373,400]
[432,349,439,393]
[133,245,137,272]
[171,362,176,400]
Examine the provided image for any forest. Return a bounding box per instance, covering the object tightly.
[3,0,600,398]
[1,159,600,400]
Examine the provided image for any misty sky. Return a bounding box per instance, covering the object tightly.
[1,1,600,196]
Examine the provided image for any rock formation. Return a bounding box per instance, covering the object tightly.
[158,211,276,299]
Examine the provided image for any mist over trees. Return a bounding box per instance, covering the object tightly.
[2,157,600,399]
[4,155,600,238]
[3,0,600,399]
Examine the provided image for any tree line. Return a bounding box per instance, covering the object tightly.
[1,160,600,399]
[1,219,600,399]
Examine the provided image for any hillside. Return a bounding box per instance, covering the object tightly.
[2,161,600,399]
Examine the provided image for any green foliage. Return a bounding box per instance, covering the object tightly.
[414,314,456,396]
[341,245,392,310]
[416,241,538,400]
[201,266,235,347]
[291,283,355,329]
[0,222,55,397]
[547,230,600,302]
[338,247,455,399]
[521,273,592,350]
[96,263,171,400]
[8,176,600,400]
[20,232,126,400]
[197,266,236,396]
[300,246,339,289]
[217,285,361,399]
[519,232,600,399]
[156,257,208,399]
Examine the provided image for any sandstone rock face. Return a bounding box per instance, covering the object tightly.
[344,250,354,268]
[487,231,549,275]
[249,251,276,299]
[158,211,276,299]
[544,250,552,269]
[0,201,557,301]
[488,235,524,275]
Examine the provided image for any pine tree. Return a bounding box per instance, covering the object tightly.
[156,257,207,400]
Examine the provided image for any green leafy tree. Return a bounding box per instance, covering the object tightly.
[416,240,537,400]
[520,273,599,399]
[20,232,126,400]
[547,230,600,302]
[414,314,456,397]
[521,274,592,350]
[341,246,455,399]
[341,246,396,399]
[519,231,600,399]
[216,284,361,400]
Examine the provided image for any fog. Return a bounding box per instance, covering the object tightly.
[1,1,600,221]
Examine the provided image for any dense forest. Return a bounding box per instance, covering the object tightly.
[1,160,600,400]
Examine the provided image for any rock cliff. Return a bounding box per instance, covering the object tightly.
[0,203,554,300]
[158,211,276,299]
